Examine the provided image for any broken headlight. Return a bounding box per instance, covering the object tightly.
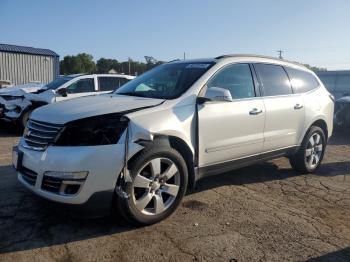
[55,114,129,146]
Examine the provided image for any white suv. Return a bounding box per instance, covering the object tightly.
[0,74,134,127]
[13,55,334,225]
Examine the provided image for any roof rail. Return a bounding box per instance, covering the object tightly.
[214,54,305,68]
[168,59,181,63]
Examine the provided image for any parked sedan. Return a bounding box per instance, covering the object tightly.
[0,74,134,128]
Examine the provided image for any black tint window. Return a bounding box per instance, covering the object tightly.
[66,78,95,94]
[255,64,292,96]
[98,77,123,91]
[285,67,319,93]
[207,63,255,99]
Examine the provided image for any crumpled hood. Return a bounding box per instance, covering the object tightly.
[0,83,45,96]
[31,94,164,124]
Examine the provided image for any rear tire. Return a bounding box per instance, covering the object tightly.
[289,126,326,173]
[114,145,188,226]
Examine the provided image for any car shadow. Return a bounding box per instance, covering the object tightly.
[0,120,22,137]
[189,159,350,194]
[306,246,350,261]
[328,128,350,146]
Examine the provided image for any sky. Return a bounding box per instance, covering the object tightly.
[1,0,350,70]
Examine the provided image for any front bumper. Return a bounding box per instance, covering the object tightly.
[0,97,29,121]
[15,138,133,214]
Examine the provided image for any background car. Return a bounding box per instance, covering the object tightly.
[334,96,350,129]
[0,74,134,128]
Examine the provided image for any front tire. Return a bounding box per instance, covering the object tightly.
[289,126,326,173]
[115,145,188,225]
[19,109,32,129]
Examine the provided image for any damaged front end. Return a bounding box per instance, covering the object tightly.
[0,89,55,123]
[0,94,31,121]
[49,111,156,200]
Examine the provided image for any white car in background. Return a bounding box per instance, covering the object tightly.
[0,74,134,127]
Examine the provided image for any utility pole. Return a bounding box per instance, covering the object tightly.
[183,52,186,60]
[277,50,284,59]
[128,57,131,75]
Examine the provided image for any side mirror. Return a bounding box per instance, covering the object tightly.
[56,88,67,97]
[200,87,232,103]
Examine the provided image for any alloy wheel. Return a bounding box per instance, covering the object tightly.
[131,157,180,216]
[305,133,323,169]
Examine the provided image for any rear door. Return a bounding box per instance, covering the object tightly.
[254,63,305,152]
[198,63,265,167]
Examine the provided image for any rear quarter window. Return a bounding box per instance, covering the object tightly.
[285,67,320,93]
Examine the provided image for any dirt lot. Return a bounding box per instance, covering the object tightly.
[0,121,349,262]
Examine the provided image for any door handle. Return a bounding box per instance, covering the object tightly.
[249,108,263,115]
[294,104,303,110]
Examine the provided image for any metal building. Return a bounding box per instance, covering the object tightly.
[0,43,59,86]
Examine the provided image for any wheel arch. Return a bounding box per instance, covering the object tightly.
[128,135,196,189]
[303,118,328,142]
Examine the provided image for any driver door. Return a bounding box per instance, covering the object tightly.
[56,77,96,101]
[198,63,265,169]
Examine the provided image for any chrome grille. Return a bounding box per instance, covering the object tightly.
[24,119,63,150]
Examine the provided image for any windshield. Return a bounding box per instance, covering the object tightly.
[45,76,74,90]
[114,62,214,99]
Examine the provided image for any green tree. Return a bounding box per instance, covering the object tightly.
[96,58,120,73]
[302,64,327,72]
[60,53,96,74]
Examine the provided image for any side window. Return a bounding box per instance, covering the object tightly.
[66,78,95,94]
[119,78,129,86]
[98,77,119,91]
[98,77,131,91]
[285,67,319,93]
[207,63,255,99]
[255,64,292,96]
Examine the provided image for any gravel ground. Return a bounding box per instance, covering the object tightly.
[0,121,349,262]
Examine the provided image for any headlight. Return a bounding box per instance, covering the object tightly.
[55,114,129,146]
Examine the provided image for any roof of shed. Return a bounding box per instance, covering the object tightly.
[0,43,59,57]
